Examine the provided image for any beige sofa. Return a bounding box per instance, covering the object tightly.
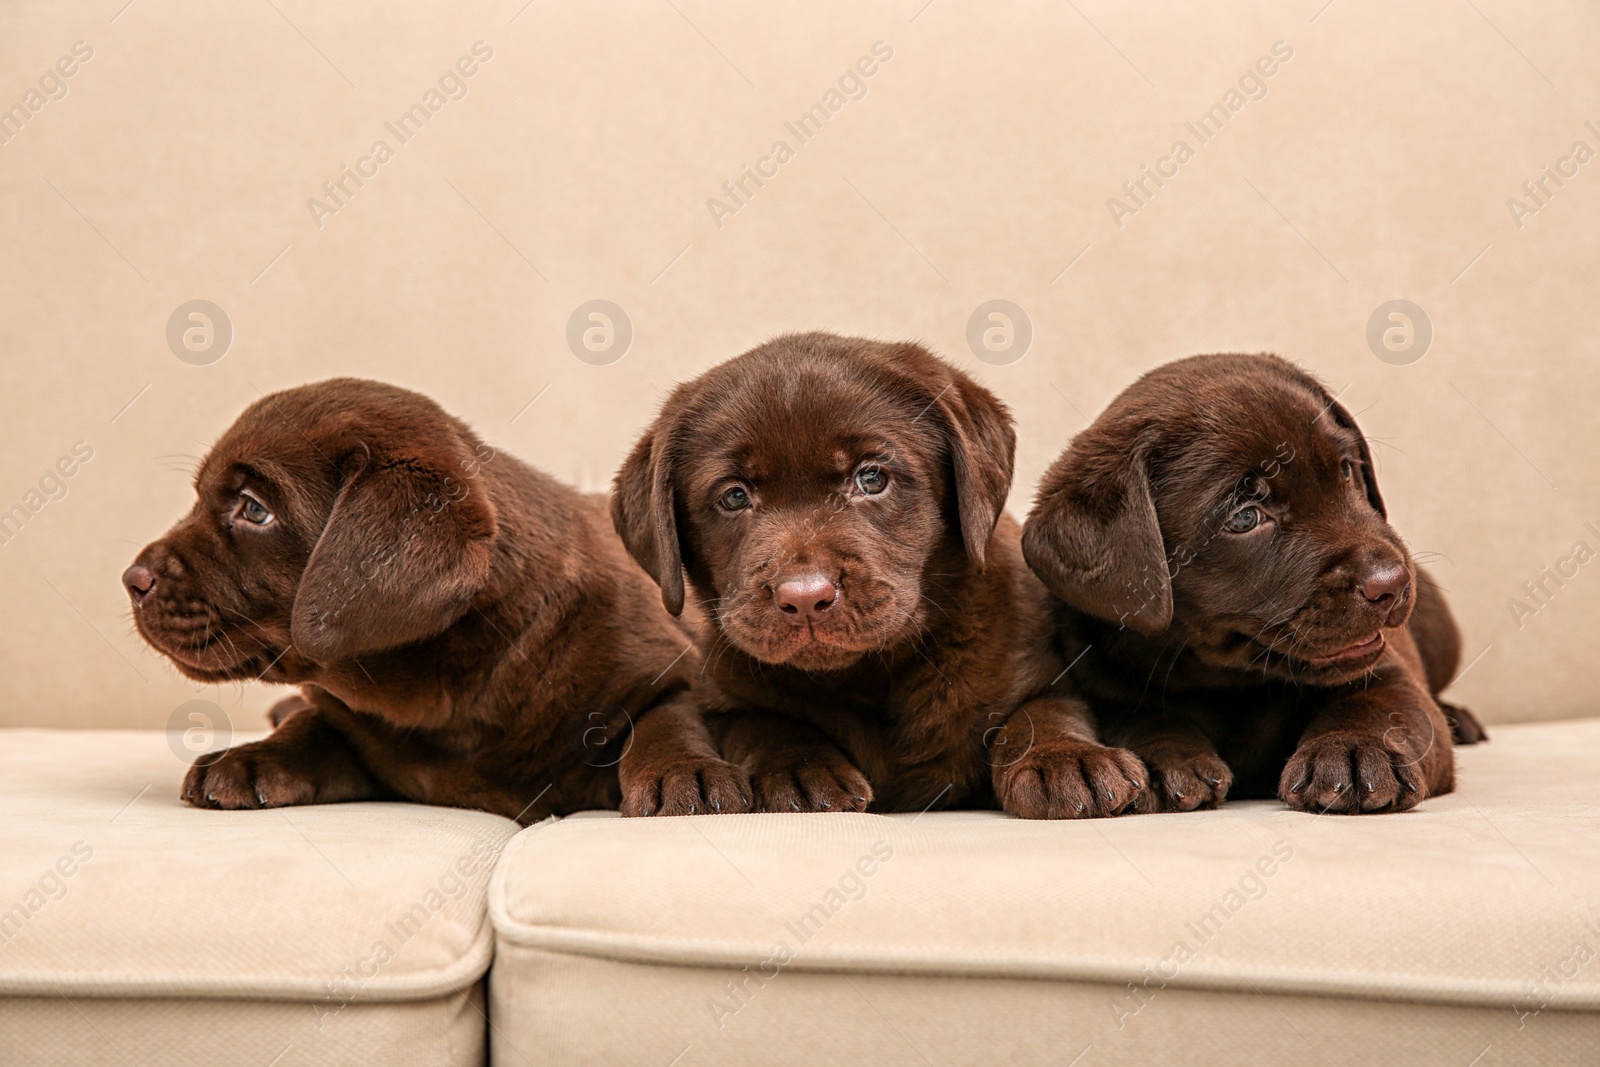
[3,0,1597,1063]
[6,724,1599,1065]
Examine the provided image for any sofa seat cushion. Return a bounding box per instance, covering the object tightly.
[0,729,519,1066]
[488,718,1600,1066]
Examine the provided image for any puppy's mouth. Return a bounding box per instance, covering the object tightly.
[724,619,883,670]
[130,599,267,682]
[1217,622,1390,682]
[717,584,916,671]
[1250,627,1389,680]
[1303,630,1385,668]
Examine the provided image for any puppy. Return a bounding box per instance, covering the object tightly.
[1021,353,1486,815]
[123,378,748,823]
[613,332,1146,818]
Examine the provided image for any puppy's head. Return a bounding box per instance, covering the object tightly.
[613,333,1014,672]
[1023,354,1413,684]
[123,379,498,681]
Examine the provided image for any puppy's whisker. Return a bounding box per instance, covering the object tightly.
[1154,638,1190,710]
[917,593,953,623]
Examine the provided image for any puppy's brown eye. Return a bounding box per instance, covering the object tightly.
[239,494,274,526]
[854,466,889,495]
[1223,506,1263,534]
[718,486,751,512]
[1340,459,1354,479]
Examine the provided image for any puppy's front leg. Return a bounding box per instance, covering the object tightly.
[989,697,1147,819]
[183,699,386,810]
[619,692,753,816]
[717,712,872,813]
[1279,678,1453,814]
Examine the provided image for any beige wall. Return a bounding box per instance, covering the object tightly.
[1,0,1596,729]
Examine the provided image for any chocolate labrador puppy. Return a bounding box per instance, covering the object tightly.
[612,332,1146,818]
[123,378,748,823]
[1022,353,1485,815]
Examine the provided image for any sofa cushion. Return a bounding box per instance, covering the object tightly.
[489,718,1600,1065]
[0,729,519,1066]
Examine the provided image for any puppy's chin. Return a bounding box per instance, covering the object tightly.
[130,612,267,683]
[720,617,915,673]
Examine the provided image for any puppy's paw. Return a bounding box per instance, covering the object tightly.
[1440,700,1488,745]
[621,757,753,817]
[1137,750,1232,813]
[752,758,872,813]
[996,741,1146,819]
[1279,732,1426,814]
[182,741,321,810]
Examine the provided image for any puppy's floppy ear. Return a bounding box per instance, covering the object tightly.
[932,374,1017,568]
[611,423,685,616]
[1022,427,1172,635]
[1317,388,1386,518]
[290,434,497,662]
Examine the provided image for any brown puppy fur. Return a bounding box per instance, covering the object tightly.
[613,333,1146,818]
[1022,353,1486,815]
[123,378,748,824]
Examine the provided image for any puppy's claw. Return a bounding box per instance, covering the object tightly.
[995,740,1145,819]
[1138,750,1233,812]
[1280,731,1428,814]
[750,760,872,814]
[619,757,752,817]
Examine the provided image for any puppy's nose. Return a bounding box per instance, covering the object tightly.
[122,564,157,601]
[775,575,837,623]
[1359,563,1409,606]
